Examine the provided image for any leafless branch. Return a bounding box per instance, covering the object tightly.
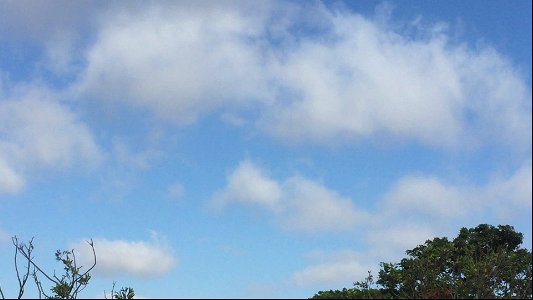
[14,240,59,286]
[32,267,50,299]
[71,239,97,298]
[104,281,117,299]
[12,236,33,299]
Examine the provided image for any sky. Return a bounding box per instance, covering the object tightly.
[0,0,531,298]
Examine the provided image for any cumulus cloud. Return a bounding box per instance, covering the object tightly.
[72,235,176,278]
[214,160,366,233]
[382,176,469,219]
[68,2,531,150]
[0,84,103,193]
[214,160,283,211]
[216,158,531,237]
[75,2,274,124]
[380,161,532,222]
[280,177,367,233]
[292,250,371,287]
[263,14,531,149]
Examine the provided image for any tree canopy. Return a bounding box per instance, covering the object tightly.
[311,224,532,299]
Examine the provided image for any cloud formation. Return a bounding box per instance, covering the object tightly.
[280,177,366,233]
[214,160,283,211]
[263,15,531,148]
[215,160,368,233]
[75,2,273,124]
[0,83,102,193]
[380,161,533,221]
[293,250,371,287]
[216,158,531,239]
[69,2,531,150]
[72,235,176,278]
[293,167,533,287]
[0,158,25,193]
[0,2,530,295]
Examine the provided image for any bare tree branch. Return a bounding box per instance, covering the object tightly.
[14,241,59,286]
[4,236,122,299]
[12,236,33,299]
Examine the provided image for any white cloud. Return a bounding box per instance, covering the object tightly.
[0,158,25,193]
[0,98,102,168]
[214,160,366,233]
[292,250,371,286]
[294,260,368,287]
[366,224,439,261]
[69,2,531,151]
[382,176,468,218]
[288,161,531,286]
[0,84,103,193]
[280,177,367,233]
[72,236,176,278]
[291,226,437,287]
[214,160,283,211]
[367,161,532,258]
[482,162,532,217]
[75,2,274,124]
[261,8,531,149]
[217,158,531,236]
[217,158,530,240]
[379,161,532,222]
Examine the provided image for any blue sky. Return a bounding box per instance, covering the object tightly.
[0,0,531,298]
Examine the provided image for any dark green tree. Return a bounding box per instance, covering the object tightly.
[311,224,532,299]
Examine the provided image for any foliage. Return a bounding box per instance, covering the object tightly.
[114,287,135,299]
[312,288,375,299]
[0,237,135,299]
[311,224,532,299]
[104,282,136,299]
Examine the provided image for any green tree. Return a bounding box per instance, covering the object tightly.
[450,224,532,298]
[311,224,532,299]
